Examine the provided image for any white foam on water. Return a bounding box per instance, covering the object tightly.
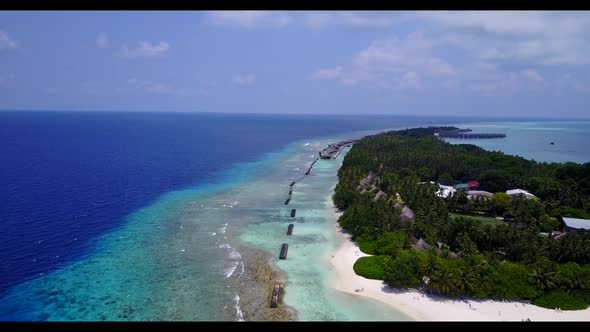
[229,249,242,260]
[238,261,245,278]
[304,143,310,146]
[234,293,245,321]
[209,232,217,236]
[218,222,228,234]
[224,260,239,278]
[218,244,231,249]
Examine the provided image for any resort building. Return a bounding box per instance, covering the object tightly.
[466,190,494,200]
[506,189,538,200]
[454,181,480,192]
[400,206,416,223]
[436,184,457,198]
[411,237,433,250]
[562,217,590,233]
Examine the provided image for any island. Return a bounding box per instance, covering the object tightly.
[332,126,590,313]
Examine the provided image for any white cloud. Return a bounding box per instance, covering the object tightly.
[523,68,544,83]
[311,66,342,80]
[313,32,455,91]
[119,41,170,58]
[207,11,292,28]
[0,30,17,49]
[126,77,177,94]
[206,11,399,29]
[232,74,256,86]
[302,12,398,28]
[413,11,590,66]
[96,33,109,49]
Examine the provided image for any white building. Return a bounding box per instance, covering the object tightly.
[506,189,537,200]
[563,217,590,232]
[436,184,457,198]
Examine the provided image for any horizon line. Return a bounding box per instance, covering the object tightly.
[0,108,589,121]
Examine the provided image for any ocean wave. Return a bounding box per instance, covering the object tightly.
[209,232,217,236]
[229,249,242,260]
[234,293,244,321]
[218,223,228,234]
[224,260,239,278]
[303,143,310,146]
[218,244,231,249]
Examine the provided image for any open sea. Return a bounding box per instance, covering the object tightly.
[0,111,588,321]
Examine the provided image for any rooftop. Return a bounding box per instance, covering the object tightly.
[563,217,590,230]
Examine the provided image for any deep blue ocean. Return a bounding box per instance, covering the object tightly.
[1,111,588,321]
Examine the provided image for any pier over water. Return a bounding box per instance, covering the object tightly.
[319,139,358,159]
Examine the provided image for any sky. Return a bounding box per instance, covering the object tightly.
[0,11,589,118]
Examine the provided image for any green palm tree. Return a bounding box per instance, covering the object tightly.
[530,264,562,290]
[422,252,439,277]
[428,268,459,296]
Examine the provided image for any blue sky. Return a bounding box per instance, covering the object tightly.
[1,11,589,118]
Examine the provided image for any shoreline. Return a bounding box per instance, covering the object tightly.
[327,208,590,321]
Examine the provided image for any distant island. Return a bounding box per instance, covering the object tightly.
[433,126,507,139]
[333,127,590,311]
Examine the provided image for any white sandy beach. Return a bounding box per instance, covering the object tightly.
[327,210,590,321]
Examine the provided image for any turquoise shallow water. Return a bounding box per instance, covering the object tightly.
[239,141,410,321]
[439,120,590,164]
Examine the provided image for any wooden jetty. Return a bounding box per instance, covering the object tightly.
[319,139,358,159]
[287,224,294,235]
[279,243,289,259]
[290,209,296,217]
[305,159,318,175]
[270,282,281,308]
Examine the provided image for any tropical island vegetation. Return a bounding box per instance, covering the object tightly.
[334,127,590,310]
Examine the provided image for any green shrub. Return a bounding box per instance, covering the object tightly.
[384,250,422,289]
[491,262,538,300]
[533,289,588,310]
[375,231,407,255]
[540,214,561,231]
[353,255,387,280]
[358,240,377,255]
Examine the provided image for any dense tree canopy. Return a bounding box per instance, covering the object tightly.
[334,127,590,310]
